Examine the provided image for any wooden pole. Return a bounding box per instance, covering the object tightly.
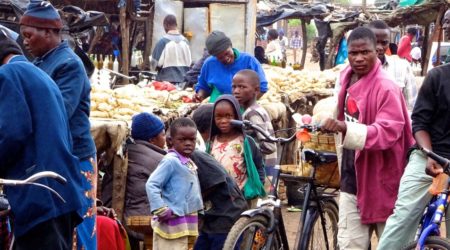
[119,5,130,84]
[300,19,307,69]
[143,6,154,70]
[422,6,446,75]
[421,24,430,75]
[362,0,366,11]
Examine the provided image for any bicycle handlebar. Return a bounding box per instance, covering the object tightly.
[0,171,67,203]
[230,119,297,144]
[421,148,450,174]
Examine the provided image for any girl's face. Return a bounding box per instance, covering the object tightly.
[171,126,197,157]
[214,101,237,134]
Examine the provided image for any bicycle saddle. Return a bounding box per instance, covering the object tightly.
[303,149,337,165]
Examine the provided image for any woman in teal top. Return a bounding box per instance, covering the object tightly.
[193,31,268,103]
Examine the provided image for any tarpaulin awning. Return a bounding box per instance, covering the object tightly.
[256,2,330,27]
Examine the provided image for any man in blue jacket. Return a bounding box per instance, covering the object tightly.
[0,31,85,249]
[19,1,97,249]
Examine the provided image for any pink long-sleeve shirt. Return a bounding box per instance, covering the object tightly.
[337,60,415,224]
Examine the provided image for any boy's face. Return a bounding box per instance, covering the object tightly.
[171,126,197,157]
[214,101,237,134]
[150,130,166,149]
[232,74,259,107]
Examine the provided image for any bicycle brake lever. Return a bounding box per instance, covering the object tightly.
[23,171,67,185]
[29,183,66,203]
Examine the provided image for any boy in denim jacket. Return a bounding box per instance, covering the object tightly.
[146,118,203,250]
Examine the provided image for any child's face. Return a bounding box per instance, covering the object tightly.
[171,126,197,157]
[214,101,237,134]
[232,74,258,107]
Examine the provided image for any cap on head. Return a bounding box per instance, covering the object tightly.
[131,112,165,141]
[206,30,232,56]
[20,0,63,29]
[0,30,23,65]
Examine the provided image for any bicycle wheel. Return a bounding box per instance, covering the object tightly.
[223,215,284,250]
[299,201,339,250]
[402,236,450,249]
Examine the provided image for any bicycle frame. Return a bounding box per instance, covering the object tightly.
[239,165,290,249]
[227,119,337,250]
[293,149,338,250]
[414,178,449,249]
[413,148,450,250]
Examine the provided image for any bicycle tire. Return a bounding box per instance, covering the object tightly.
[223,215,284,250]
[402,236,450,250]
[296,200,339,250]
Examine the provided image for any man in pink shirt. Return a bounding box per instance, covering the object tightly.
[397,27,417,62]
[321,27,414,249]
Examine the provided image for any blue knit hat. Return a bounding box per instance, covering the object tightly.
[20,0,63,29]
[131,112,164,141]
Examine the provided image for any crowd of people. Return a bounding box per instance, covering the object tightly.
[1,0,450,249]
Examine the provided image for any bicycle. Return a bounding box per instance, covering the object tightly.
[223,120,339,250]
[0,171,67,249]
[402,148,450,250]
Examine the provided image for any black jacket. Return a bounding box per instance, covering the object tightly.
[411,64,450,159]
[191,150,247,234]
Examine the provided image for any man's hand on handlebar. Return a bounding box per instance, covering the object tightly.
[320,118,347,133]
[425,158,444,177]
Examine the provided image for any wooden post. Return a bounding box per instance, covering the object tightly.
[143,6,155,70]
[120,5,130,84]
[300,19,307,69]
[88,28,103,54]
[421,24,430,75]
[422,6,446,75]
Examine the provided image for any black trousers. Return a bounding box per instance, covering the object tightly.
[13,212,79,250]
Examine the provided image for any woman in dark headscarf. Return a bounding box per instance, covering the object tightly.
[193,31,269,103]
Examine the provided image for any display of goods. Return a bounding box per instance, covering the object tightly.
[90,83,195,121]
[260,64,343,103]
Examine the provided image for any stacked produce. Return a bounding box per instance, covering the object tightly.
[90,84,195,121]
[260,64,343,103]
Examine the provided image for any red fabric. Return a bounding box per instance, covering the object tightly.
[97,216,125,250]
[397,35,412,62]
[337,60,415,224]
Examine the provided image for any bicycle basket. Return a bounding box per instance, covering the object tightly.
[299,132,340,188]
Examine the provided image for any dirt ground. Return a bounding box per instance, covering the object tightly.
[281,203,379,250]
[285,49,320,71]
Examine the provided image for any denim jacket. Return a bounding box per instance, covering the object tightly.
[146,152,203,216]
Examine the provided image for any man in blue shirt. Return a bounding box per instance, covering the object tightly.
[193,31,268,103]
[20,1,97,249]
[0,31,84,250]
